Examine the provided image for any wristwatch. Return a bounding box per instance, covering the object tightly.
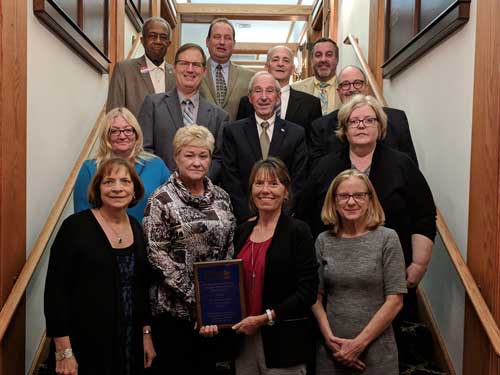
[266,309,275,326]
[55,348,73,361]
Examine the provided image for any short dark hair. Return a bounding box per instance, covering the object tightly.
[248,157,292,212]
[207,18,235,40]
[174,43,207,67]
[312,37,339,59]
[142,17,171,40]
[88,158,144,209]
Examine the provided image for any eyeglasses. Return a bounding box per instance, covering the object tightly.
[335,192,370,204]
[146,32,169,42]
[175,60,205,70]
[347,117,378,128]
[338,80,366,91]
[109,127,136,137]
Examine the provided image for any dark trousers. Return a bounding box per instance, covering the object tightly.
[151,313,217,375]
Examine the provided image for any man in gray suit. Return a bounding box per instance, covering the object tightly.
[138,43,228,183]
[106,17,176,118]
[200,18,255,121]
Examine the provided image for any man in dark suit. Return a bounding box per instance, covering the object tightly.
[223,72,308,222]
[309,65,418,164]
[237,45,322,145]
[106,17,176,118]
[138,43,228,183]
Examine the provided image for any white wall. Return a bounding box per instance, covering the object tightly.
[124,14,144,59]
[25,0,109,370]
[337,0,478,373]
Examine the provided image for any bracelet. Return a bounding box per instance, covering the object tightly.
[55,348,73,361]
[143,329,152,335]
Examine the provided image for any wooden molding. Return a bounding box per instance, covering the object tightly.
[109,0,125,73]
[464,0,500,372]
[0,0,27,374]
[28,331,49,375]
[234,42,298,55]
[33,0,110,73]
[125,0,143,32]
[161,0,178,28]
[329,0,338,41]
[177,4,311,22]
[368,0,385,90]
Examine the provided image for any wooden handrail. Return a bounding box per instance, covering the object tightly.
[344,33,500,357]
[0,33,143,343]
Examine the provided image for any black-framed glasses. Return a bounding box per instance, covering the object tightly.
[175,60,205,70]
[338,79,365,91]
[347,117,378,128]
[109,127,136,137]
[335,192,370,204]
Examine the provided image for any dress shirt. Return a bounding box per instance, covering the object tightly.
[145,55,166,94]
[209,60,229,86]
[177,90,200,122]
[255,114,276,142]
[313,76,337,114]
[279,85,290,119]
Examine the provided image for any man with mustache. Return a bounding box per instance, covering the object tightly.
[107,17,175,118]
[292,37,341,115]
[309,65,418,164]
[200,18,255,121]
[222,72,308,223]
[138,43,228,183]
[236,45,322,145]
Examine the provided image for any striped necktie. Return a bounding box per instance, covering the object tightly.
[215,64,227,106]
[275,101,282,119]
[182,99,195,126]
[259,121,270,159]
[319,82,329,115]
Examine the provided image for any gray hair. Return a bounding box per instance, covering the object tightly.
[266,45,294,65]
[337,65,367,83]
[248,72,281,95]
[142,17,171,40]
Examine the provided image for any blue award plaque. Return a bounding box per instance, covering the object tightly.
[194,259,247,328]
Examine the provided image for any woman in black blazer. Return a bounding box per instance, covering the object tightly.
[230,157,318,374]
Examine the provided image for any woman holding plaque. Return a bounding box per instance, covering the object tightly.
[231,157,319,375]
[142,125,236,375]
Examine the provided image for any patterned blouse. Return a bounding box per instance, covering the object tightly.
[143,172,236,322]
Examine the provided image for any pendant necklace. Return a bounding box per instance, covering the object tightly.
[98,209,127,244]
[251,241,257,291]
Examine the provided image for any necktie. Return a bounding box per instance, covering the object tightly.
[215,64,227,106]
[259,121,270,159]
[182,99,195,126]
[319,82,329,115]
[275,101,282,119]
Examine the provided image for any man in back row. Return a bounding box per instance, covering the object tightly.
[292,37,341,115]
[107,17,175,118]
[237,45,322,145]
[200,18,255,121]
[310,65,418,164]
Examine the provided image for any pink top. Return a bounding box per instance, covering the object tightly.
[238,237,272,316]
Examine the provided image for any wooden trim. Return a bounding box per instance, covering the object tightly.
[368,0,385,91]
[109,0,125,73]
[465,0,500,372]
[33,0,111,73]
[234,42,298,55]
[382,1,470,78]
[177,4,311,22]
[166,14,180,65]
[329,0,338,41]
[125,0,143,32]
[28,331,49,375]
[161,0,178,28]
[0,0,27,373]
[151,0,161,17]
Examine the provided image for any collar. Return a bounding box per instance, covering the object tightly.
[314,76,336,88]
[281,84,290,94]
[210,59,230,71]
[145,55,165,71]
[177,90,200,105]
[255,113,276,127]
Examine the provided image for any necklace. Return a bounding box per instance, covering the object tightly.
[251,242,257,291]
[98,209,128,244]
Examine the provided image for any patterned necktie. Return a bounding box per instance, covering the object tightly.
[319,82,329,115]
[259,121,270,159]
[182,99,195,126]
[275,101,282,119]
[215,64,227,106]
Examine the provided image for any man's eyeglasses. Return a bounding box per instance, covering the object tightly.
[175,60,205,70]
[335,192,370,204]
[347,117,378,128]
[146,32,169,42]
[109,128,136,137]
[338,80,365,91]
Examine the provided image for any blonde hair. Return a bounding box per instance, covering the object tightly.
[336,95,388,142]
[96,107,153,166]
[321,169,385,236]
[172,125,215,157]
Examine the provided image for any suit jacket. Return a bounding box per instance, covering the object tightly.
[106,55,175,118]
[234,213,318,368]
[138,89,228,183]
[309,107,419,165]
[200,60,255,121]
[296,143,436,266]
[291,76,341,113]
[222,117,308,222]
[236,87,322,145]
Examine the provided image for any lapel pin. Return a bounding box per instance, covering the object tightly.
[281,128,285,132]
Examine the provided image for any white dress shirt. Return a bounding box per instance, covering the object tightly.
[280,85,291,119]
[145,55,166,94]
[255,114,276,142]
[209,60,230,86]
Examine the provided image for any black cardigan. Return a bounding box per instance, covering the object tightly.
[298,142,436,266]
[234,213,319,368]
[44,210,150,375]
